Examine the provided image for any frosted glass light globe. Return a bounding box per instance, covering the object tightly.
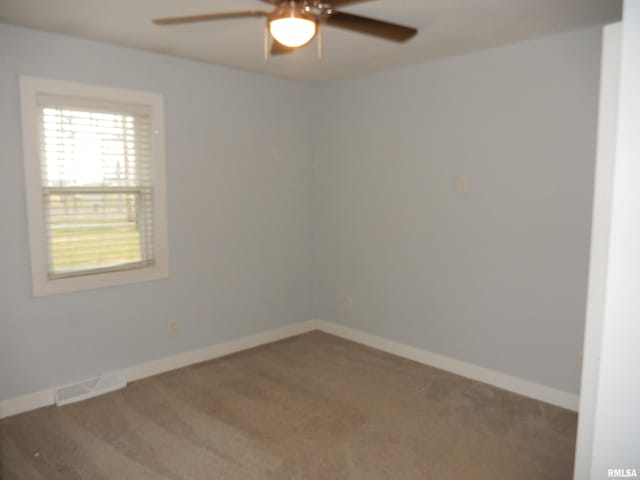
[269,17,316,48]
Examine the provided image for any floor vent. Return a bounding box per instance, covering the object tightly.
[55,372,127,406]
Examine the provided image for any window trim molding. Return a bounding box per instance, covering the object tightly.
[20,76,169,296]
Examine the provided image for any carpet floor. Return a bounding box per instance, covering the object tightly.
[0,331,577,479]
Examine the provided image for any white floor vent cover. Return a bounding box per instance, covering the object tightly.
[55,372,127,406]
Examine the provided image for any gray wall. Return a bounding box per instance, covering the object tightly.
[312,27,602,394]
[0,24,315,401]
[0,23,604,402]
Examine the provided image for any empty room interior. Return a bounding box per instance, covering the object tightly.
[1,0,639,478]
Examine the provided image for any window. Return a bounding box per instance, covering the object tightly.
[20,77,168,296]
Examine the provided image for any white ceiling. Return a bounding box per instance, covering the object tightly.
[0,0,621,83]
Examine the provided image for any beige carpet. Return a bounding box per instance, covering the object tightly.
[0,331,577,479]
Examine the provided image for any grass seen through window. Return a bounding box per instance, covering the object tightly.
[46,193,144,274]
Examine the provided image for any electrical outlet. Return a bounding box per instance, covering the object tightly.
[168,319,179,337]
[344,296,353,313]
[455,175,468,194]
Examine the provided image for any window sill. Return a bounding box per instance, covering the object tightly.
[32,261,169,297]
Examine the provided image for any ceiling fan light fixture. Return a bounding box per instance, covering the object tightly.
[268,2,317,48]
[153,0,419,56]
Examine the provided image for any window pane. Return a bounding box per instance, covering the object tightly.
[38,102,154,278]
[41,108,150,188]
[45,192,153,275]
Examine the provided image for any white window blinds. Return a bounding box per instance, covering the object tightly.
[38,95,155,278]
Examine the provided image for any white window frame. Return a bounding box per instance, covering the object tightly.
[20,76,169,296]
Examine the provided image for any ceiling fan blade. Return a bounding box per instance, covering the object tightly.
[324,11,417,42]
[328,0,374,6]
[271,40,297,55]
[259,0,372,5]
[153,10,268,26]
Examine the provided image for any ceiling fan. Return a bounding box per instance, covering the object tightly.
[152,0,418,56]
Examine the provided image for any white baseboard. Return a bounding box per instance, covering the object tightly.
[124,320,317,383]
[0,388,55,420]
[0,319,579,418]
[313,320,579,411]
[0,320,317,419]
